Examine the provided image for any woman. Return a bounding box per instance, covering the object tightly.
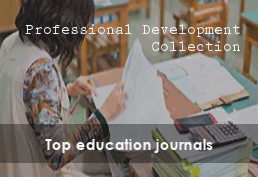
[0,0,127,176]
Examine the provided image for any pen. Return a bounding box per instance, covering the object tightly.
[70,79,91,115]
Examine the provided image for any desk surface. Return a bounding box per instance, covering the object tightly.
[242,9,258,27]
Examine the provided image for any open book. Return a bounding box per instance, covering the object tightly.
[155,53,249,110]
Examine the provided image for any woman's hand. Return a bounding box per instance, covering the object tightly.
[100,83,128,122]
[67,76,97,96]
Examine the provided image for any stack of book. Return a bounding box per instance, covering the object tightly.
[152,125,253,177]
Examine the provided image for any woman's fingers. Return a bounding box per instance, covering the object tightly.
[99,82,129,121]
[117,84,127,110]
[83,90,91,95]
[77,79,97,96]
[115,82,124,92]
[118,95,126,111]
[76,87,87,95]
[122,101,126,109]
[123,89,128,99]
[90,77,95,88]
[115,82,128,100]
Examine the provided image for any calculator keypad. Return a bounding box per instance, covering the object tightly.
[189,122,247,147]
[204,122,247,145]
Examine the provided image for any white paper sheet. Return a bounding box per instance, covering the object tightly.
[175,53,221,75]
[228,104,258,124]
[154,63,187,81]
[92,84,116,109]
[154,53,221,81]
[172,76,206,103]
[228,104,258,144]
[92,39,173,151]
[169,66,245,104]
[190,67,245,104]
[105,39,172,124]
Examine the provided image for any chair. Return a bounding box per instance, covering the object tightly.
[129,0,151,18]
[68,3,129,76]
[238,0,245,34]
[0,0,19,33]
[238,0,258,35]
[160,0,229,60]
[241,9,258,83]
[85,27,120,74]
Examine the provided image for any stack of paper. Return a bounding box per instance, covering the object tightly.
[92,39,173,150]
[228,104,258,124]
[228,104,258,144]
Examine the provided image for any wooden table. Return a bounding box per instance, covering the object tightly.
[242,9,258,80]
[80,0,129,76]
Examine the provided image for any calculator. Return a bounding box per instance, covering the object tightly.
[189,121,247,147]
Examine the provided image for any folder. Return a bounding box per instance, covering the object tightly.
[157,71,202,120]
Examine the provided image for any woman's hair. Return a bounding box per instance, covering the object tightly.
[15,0,95,69]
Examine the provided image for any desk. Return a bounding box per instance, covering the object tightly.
[129,56,258,177]
[88,56,258,176]
[91,56,258,118]
[242,9,258,81]
[80,0,129,76]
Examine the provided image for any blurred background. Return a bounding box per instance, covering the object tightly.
[1,1,258,176]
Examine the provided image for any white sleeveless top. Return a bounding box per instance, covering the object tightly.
[0,32,85,177]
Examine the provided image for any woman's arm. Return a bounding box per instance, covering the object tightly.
[23,59,108,171]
